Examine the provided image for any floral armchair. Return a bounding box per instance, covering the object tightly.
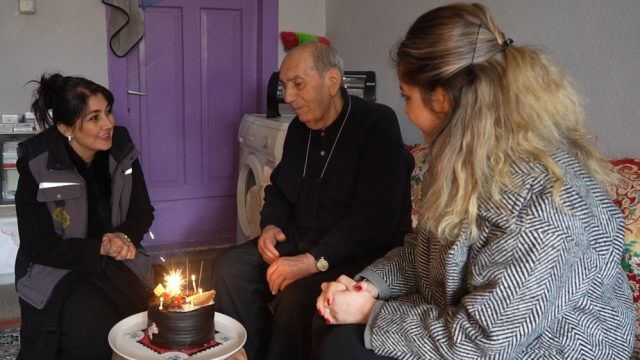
[407,145,640,358]
[613,159,640,358]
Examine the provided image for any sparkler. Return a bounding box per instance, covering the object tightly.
[164,269,185,296]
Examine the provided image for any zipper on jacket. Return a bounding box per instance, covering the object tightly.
[26,262,34,277]
[110,145,136,228]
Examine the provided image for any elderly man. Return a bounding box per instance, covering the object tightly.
[212,43,413,360]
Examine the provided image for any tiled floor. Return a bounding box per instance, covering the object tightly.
[0,282,19,323]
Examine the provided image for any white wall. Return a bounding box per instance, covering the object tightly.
[0,0,109,115]
[327,0,640,158]
[0,0,108,274]
[278,0,326,65]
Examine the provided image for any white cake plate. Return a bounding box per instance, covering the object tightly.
[109,311,246,360]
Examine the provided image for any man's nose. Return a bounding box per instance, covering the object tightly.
[284,87,296,104]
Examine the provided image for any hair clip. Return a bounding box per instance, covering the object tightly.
[503,38,514,49]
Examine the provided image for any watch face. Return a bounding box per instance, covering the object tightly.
[316,258,329,272]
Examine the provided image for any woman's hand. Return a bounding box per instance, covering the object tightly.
[101,233,136,260]
[317,275,378,325]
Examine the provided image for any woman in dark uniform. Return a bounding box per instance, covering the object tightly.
[15,73,155,360]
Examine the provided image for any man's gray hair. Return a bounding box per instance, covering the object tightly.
[291,42,344,76]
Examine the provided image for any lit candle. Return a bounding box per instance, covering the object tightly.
[159,297,164,310]
[192,275,197,294]
[191,298,194,308]
[199,288,202,294]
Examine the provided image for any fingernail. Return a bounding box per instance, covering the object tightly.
[326,298,331,306]
[326,318,332,325]
[318,309,323,316]
[355,285,363,292]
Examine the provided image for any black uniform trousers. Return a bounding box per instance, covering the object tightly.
[18,260,150,360]
[18,281,122,360]
[211,238,376,360]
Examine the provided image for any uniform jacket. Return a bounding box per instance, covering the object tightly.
[14,126,154,309]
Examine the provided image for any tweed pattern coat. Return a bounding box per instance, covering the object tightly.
[358,150,635,360]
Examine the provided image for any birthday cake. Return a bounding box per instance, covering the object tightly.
[147,270,217,350]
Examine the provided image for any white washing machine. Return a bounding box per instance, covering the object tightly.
[236,114,294,244]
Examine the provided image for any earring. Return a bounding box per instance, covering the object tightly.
[67,136,72,142]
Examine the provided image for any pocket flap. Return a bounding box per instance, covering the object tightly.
[37,183,82,202]
[17,265,70,309]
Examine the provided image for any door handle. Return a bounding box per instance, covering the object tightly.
[127,90,146,96]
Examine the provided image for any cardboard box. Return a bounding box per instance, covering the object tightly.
[13,123,34,132]
[24,112,36,123]
[0,124,13,133]
[1,115,24,124]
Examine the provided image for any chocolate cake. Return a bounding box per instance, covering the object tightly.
[147,302,216,350]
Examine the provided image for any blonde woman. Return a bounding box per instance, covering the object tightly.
[315,3,634,360]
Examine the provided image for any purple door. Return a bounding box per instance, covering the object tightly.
[107,0,277,246]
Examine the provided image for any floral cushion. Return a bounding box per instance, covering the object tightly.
[406,146,640,358]
[406,143,429,230]
[612,158,640,359]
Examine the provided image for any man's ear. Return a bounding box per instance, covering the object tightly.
[325,68,342,97]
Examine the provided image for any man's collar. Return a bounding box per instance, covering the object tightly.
[321,87,351,132]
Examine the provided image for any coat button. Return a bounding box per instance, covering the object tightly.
[56,194,62,199]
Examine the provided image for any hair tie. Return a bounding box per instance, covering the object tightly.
[502,38,514,49]
[470,23,482,65]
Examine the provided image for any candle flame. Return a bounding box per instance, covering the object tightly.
[164,269,185,296]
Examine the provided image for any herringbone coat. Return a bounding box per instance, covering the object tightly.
[358,150,635,360]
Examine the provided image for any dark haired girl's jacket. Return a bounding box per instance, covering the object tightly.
[13,126,155,358]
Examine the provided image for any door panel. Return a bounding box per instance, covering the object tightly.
[142,7,185,187]
[202,8,243,182]
[107,0,277,245]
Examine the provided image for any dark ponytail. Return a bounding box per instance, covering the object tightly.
[29,73,115,131]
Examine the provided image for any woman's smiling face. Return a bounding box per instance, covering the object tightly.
[60,93,115,162]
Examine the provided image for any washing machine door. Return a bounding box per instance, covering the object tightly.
[237,153,264,243]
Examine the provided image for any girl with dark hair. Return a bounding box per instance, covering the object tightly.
[15,73,155,360]
[314,3,634,360]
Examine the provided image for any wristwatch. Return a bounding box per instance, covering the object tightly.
[315,256,329,272]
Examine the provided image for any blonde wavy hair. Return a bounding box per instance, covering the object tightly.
[394,3,615,242]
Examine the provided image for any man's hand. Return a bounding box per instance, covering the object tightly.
[101,233,136,260]
[257,225,286,264]
[266,253,317,295]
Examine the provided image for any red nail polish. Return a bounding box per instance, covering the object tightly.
[318,309,323,316]
[326,298,331,306]
[326,318,332,325]
[355,285,363,292]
